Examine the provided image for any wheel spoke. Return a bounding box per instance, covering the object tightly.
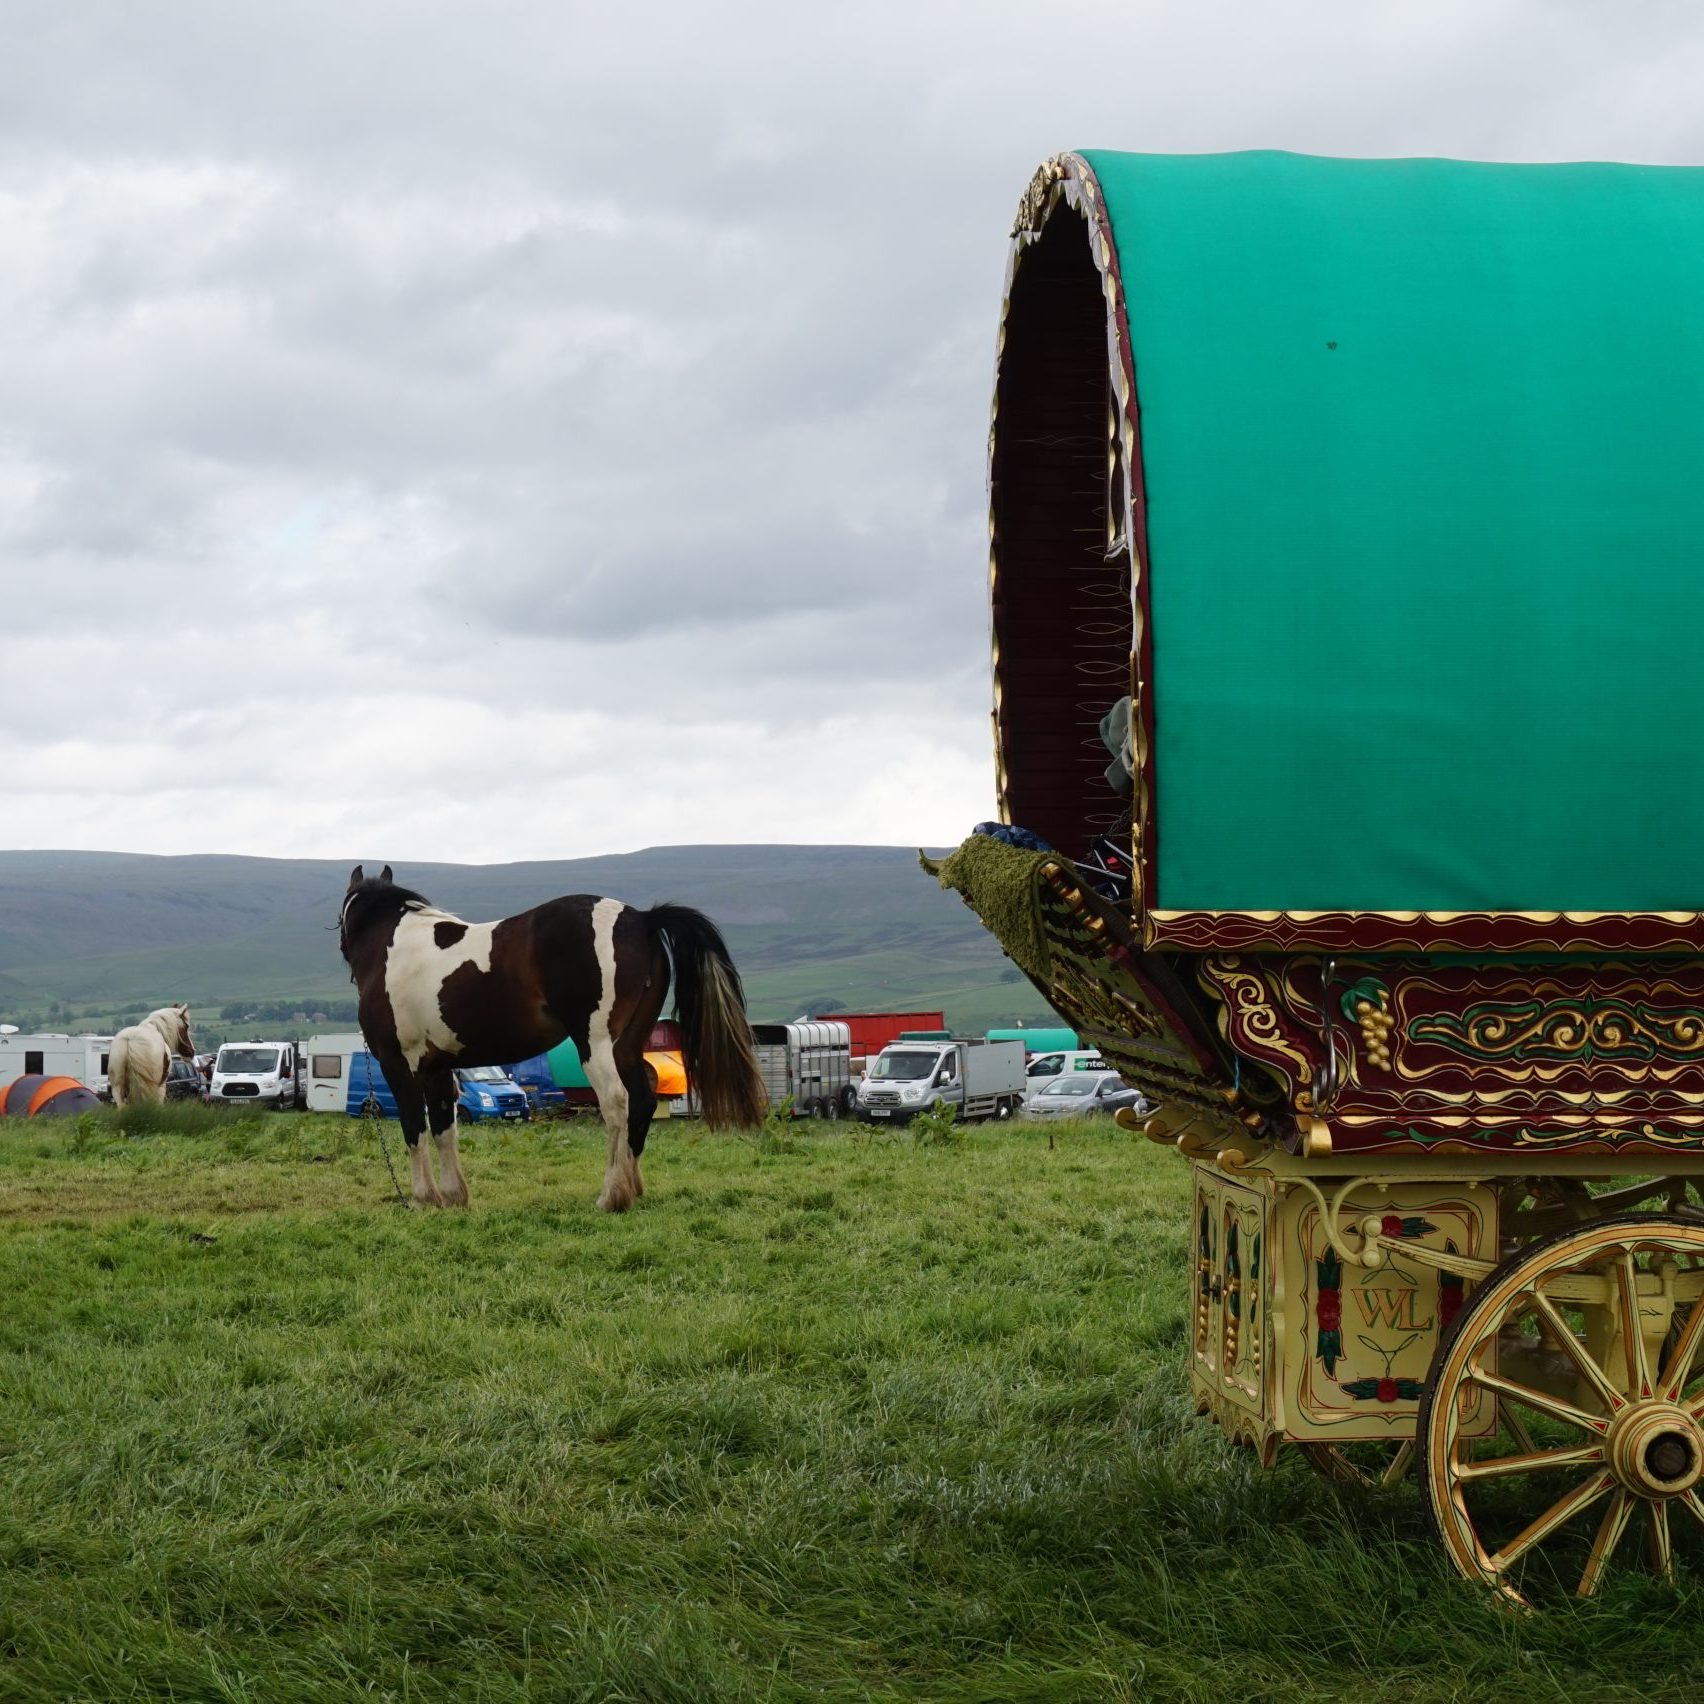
[1528,1288,1626,1417]
[1578,1491,1634,1597]
[1488,1472,1615,1574]
[1648,1499,1675,1582]
[1455,1442,1607,1483]
[1662,1290,1704,1402]
[1619,1252,1655,1399]
[1680,1490,1704,1535]
[1469,1365,1609,1434]
[1498,1396,1539,1456]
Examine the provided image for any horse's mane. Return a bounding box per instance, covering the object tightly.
[340,878,436,962]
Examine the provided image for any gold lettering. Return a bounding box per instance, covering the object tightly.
[1353,1288,1435,1333]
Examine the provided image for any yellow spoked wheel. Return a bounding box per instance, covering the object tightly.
[1418,1213,1704,1606]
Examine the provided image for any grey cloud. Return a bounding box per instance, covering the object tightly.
[4,0,1704,857]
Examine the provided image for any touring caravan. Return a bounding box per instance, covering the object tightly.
[0,1032,114,1097]
[305,1034,528,1121]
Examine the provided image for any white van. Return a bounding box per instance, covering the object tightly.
[209,1040,299,1111]
[1021,1049,1108,1111]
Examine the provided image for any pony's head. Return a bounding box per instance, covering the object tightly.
[156,1003,195,1058]
[339,864,431,972]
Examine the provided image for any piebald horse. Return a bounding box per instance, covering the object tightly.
[338,866,766,1211]
[109,1005,196,1107]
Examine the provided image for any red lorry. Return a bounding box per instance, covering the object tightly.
[807,1011,946,1073]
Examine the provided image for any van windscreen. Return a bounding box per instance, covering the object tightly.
[219,1048,279,1074]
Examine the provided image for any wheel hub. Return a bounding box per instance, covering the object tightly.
[1608,1403,1704,1498]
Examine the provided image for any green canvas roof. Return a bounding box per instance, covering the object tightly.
[1080,150,1704,914]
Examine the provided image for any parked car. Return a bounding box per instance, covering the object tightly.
[1021,1048,1110,1111]
[1025,1071,1151,1121]
[164,1057,205,1102]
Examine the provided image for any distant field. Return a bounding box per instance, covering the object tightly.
[0,1110,1697,1701]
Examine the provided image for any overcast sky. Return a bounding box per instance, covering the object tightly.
[1,1,1699,862]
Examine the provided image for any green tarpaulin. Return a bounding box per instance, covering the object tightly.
[1082,150,1704,913]
[547,1037,590,1090]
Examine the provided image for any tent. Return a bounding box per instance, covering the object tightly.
[2,1075,100,1118]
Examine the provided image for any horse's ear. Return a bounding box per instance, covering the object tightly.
[380,865,394,883]
[349,864,364,888]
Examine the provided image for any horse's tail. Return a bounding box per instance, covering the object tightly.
[645,903,766,1130]
[108,1029,136,1108]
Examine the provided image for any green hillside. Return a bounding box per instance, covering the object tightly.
[0,846,1057,1039]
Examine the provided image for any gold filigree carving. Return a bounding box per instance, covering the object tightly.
[1410,998,1704,1066]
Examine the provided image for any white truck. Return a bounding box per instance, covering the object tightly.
[854,1037,1025,1125]
[751,1020,855,1118]
[0,1030,114,1095]
[209,1039,300,1111]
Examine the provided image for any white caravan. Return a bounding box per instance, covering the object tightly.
[305,1033,371,1113]
[0,1032,114,1095]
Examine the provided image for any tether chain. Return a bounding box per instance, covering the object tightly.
[358,1050,410,1207]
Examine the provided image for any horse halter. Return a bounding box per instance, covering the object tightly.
[338,889,364,964]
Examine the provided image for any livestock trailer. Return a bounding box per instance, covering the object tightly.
[931,148,1704,1604]
[752,1021,854,1117]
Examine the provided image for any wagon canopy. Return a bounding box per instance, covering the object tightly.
[992,151,1704,952]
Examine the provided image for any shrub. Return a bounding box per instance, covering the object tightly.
[909,1102,964,1147]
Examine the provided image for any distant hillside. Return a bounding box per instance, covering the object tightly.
[0,846,1057,1038]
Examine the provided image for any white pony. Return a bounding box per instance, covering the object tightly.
[109,1005,196,1107]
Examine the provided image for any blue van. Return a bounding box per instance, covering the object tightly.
[341,1050,529,1122]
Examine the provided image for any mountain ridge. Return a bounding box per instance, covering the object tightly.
[0,844,1053,1035]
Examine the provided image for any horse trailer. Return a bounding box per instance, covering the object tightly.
[751,1021,854,1118]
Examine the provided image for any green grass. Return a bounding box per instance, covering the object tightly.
[0,1112,1700,1701]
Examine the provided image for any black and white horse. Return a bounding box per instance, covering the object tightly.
[338,866,766,1211]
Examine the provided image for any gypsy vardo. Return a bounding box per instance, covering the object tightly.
[938,148,1704,1603]
[339,866,765,1212]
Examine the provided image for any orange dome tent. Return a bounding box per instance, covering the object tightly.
[2,1074,100,1118]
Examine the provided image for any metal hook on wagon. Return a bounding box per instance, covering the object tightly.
[1312,957,1343,1112]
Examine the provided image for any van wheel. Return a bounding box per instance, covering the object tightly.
[994,1097,1014,1120]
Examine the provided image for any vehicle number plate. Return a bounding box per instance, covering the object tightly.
[871,1108,891,1118]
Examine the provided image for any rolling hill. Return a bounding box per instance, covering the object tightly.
[0,846,1057,1038]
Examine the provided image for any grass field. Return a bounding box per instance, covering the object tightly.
[1,1110,1701,1702]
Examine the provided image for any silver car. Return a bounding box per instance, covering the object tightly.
[1027,1070,1152,1120]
